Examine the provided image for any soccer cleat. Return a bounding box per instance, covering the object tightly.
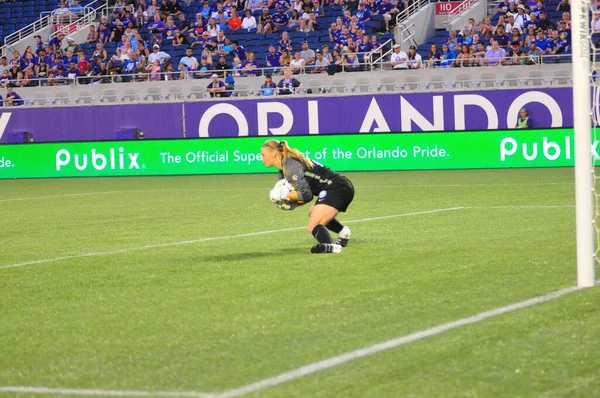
[310,243,343,254]
[336,226,351,247]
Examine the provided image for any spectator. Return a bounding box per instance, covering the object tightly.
[189,14,206,40]
[85,26,99,45]
[266,44,282,73]
[9,62,22,80]
[493,24,510,48]
[288,9,301,30]
[312,49,330,73]
[149,12,166,35]
[426,44,440,68]
[504,41,525,65]
[231,40,247,62]
[547,30,565,55]
[66,60,81,84]
[259,75,277,96]
[514,4,530,28]
[279,31,293,52]
[241,10,257,30]
[390,43,408,70]
[241,52,260,76]
[135,9,148,28]
[561,12,571,29]
[0,57,10,75]
[525,12,539,31]
[272,6,290,28]
[290,51,305,74]
[246,0,263,12]
[557,20,571,50]
[92,43,108,61]
[455,44,472,67]
[479,17,494,41]
[505,13,523,34]
[49,33,65,53]
[54,2,73,23]
[534,29,550,53]
[516,108,530,128]
[402,45,421,69]
[472,42,486,66]
[207,73,228,97]
[65,37,81,54]
[180,47,198,70]
[484,39,506,66]
[5,87,23,106]
[277,68,301,95]
[207,17,221,37]
[215,10,230,30]
[111,22,126,43]
[300,41,315,65]
[228,9,243,31]
[538,11,555,31]
[97,23,111,43]
[36,59,49,83]
[510,27,524,47]
[557,0,570,12]
[145,59,162,80]
[148,44,171,65]
[33,35,45,56]
[78,52,89,75]
[165,17,178,41]
[356,2,371,23]
[592,11,600,47]
[169,0,183,16]
[196,55,213,78]
[302,10,318,33]
[531,0,547,17]
[214,55,230,77]
[497,0,510,14]
[173,30,189,46]
[524,25,537,47]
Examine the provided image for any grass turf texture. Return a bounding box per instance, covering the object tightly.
[0,168,598,397]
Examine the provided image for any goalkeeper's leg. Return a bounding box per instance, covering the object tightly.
[308,204,343,254]
[326,219,351,247]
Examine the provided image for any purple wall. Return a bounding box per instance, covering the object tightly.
[0,88,573,143]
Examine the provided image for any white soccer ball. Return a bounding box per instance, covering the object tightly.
[272,178,298,211]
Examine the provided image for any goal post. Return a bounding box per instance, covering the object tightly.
[572,0,596,287]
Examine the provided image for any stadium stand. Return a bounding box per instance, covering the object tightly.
[0,0,582,105]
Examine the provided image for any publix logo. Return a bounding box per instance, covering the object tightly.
[56,148,140,171]
[500,135,600,161]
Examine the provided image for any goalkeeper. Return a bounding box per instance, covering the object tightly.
[261,139,355,254]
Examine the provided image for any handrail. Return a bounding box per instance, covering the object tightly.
[398,23,416,49]
[2,0,106,56]
[444,0,478,27]
[0,63,571,108]
[3,15,53,50]
[49,1,109,40]
[369,38,394,65]
[395,0,430,26]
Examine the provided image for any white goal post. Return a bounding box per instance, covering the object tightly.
[572,0,596,287]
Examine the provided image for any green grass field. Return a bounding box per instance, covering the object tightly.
[0,168,598,398]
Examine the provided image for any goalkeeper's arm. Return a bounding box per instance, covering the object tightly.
[283,158,313,204]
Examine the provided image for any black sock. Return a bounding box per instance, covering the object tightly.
[312,224,334,244]
[326,218,344,234]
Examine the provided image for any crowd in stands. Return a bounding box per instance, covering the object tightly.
[0,0,590,104]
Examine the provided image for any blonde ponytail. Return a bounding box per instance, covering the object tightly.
[262,139,314,169]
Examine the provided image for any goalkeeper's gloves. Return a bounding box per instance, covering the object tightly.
[270,188,288,203]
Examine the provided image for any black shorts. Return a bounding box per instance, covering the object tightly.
[315,176,355,212]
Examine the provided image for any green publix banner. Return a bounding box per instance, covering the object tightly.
[0,129,596,179]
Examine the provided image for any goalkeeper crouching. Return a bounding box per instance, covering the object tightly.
[261,139,355,254]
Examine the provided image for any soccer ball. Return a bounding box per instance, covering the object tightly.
[272,179,298,211]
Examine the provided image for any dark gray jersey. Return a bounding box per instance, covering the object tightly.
[280,157,343,202]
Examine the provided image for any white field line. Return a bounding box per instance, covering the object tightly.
[0,207,465,270]
[217,285,581,398]
[0,182,573,203]
[0,386,217,397]
[0,285,585,398]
